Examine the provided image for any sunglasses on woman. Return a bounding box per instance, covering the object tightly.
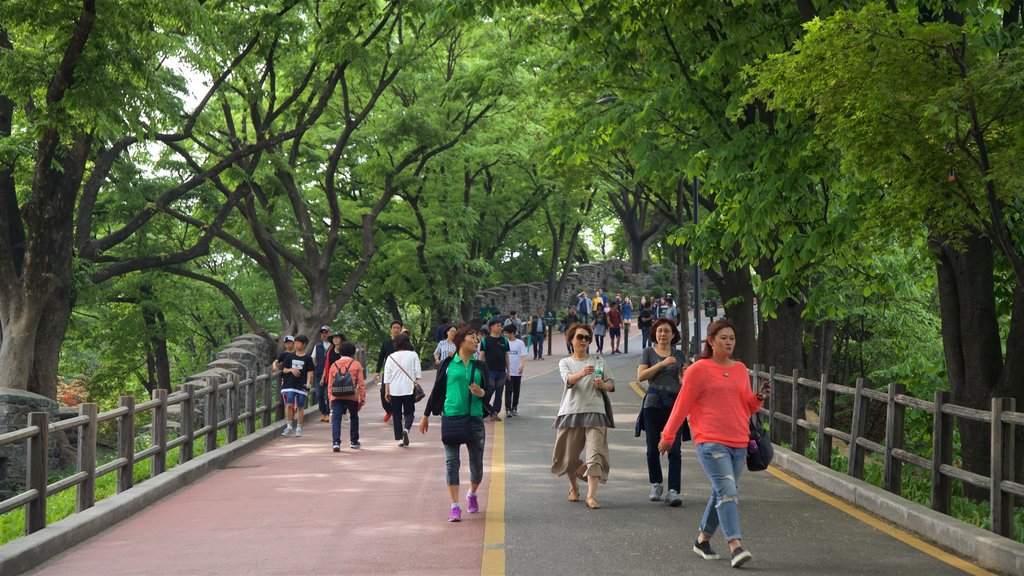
[574,334,592,341]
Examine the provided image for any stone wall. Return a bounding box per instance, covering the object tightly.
[0,389,61,499]
[472,259,678,317]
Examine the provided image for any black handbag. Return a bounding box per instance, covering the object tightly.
[440,364,478,446]
[413,384,425,403]
[746,413,774,471]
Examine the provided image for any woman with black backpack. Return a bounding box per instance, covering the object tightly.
[418,325,493,522]
[326,341,365,452]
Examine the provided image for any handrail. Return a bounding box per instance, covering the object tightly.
[2,365,286,537]
[750,365,1021,540]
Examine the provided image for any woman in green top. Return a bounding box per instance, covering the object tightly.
[419,325,493,522]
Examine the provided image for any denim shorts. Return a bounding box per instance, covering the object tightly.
[281,390,306,406]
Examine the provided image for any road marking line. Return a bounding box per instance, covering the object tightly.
[482,419,506,576]
[767,467,993,576]
[628,379,990,575]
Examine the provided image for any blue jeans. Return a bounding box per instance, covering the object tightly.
[443,417,485,486]
[696,443,747,541]
[331,399,359,444]
[531,333,544,358]
[486,371,507,414]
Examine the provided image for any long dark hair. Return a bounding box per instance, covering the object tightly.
[701,319,736,359]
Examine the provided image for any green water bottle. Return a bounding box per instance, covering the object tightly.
[593,356,604,380]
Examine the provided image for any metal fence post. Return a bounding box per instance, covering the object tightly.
[117,395,136,493]
[180,383,196,464]
[883,383,906,495]
[848,378,868,480]
[25,411,49,535]
[817,372,834,466]
[930,391,952,514]
[991,397,1015,538]
[151,389,168,477]
[263,369,274,427]
[227,372,239,443]
[77,403,98,512]
[206,378,219,453]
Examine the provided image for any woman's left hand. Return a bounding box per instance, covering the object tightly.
[657,440,671,454]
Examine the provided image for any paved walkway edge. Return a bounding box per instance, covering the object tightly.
[1,414,303,576]
[773,447,1024,575]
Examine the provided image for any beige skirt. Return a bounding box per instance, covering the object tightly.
[551,426,610,482]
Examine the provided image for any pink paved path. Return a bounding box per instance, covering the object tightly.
[30,369,496,576]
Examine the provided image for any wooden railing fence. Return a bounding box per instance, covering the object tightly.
[750,365,1023,538]
[0,368,282,536]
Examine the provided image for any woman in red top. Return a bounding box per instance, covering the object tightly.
[658,319,771,569]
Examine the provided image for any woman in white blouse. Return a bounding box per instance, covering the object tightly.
[384,333,422,447]
[551,322,615,509]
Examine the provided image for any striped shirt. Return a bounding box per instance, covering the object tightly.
[433,340,457,363]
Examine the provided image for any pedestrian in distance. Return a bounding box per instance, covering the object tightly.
[552,323,615,510]
[374,321,403,423]
[503,324,528,417]
[327,341,365,451]
[637,319,690,507]
[321,331,346,421]
[280,335,314,438]
[659,319,772,568]
[607,301,623,354]
[622,296,634,329]
[433,325,458,366]
[419,325,493,522]
[528,307,546,360]
[637,301,654,349]
[591,308,608,354]
[383,333,422,447]
[480,319,510,422]
[311,326,333,422]
[562,306,579,354]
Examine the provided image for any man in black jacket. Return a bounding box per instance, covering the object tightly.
[374,321,403,423]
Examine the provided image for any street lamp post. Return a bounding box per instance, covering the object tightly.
[692,176,701,358]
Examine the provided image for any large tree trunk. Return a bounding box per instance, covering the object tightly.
[708,263,757,365]
[932,233,1005,500]
[756,260,806,439]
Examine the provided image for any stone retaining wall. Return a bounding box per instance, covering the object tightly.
[472,259,678,317]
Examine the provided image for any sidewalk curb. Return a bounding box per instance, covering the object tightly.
[772,448,1023,576]
[0,414,309,576]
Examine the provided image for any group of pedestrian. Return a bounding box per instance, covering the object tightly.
[275,309,771,569]
[548,317,771,569]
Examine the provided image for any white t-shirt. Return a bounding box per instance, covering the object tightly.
[508,338,528,376]
[383,350,421,396]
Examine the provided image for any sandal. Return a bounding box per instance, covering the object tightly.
[568,486,580,502]
[586,497,601,509]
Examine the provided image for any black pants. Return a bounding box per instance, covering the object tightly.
[389,395,415,440]
[504,375,522,412]
[380,386,390,414]
[644,405,683,492]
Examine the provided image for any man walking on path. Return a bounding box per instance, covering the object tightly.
[481,318,510,421]
[607,302,623,353]
[280,335,314,437]
[374,321,402,423]
[311,325,332,422]
[529,307,545,359]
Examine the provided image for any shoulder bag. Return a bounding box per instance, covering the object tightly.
[746,412,774,471]
[440,363,477,446]
[389,356,425,402]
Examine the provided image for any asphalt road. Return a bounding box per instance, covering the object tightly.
[25,332,986,575]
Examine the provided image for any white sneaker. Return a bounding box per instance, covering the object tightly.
[649,483,663,501]
[295,426,302,437]
[281,425,293,437]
